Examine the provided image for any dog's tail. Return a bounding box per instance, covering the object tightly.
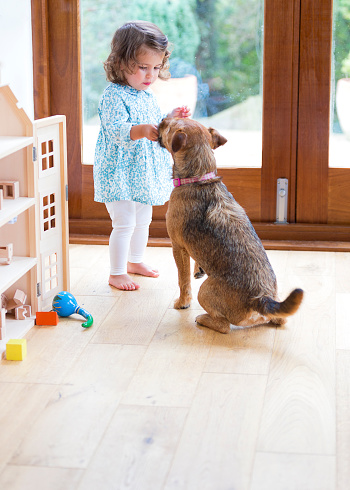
[257,288,304,318]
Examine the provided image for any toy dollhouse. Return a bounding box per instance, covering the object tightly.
[0,85,69,357]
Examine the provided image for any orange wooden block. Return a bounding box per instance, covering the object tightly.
[35,311,58,326]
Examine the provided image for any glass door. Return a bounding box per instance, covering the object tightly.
[80,0,268,226]
[81,0,264,168]
[330,0,350,169]
[35,0,347,243]
[328,0,350,224]
[295,0,350,231]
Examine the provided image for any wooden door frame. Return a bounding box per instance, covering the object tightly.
[31,0,83,222]
[31,0,350,250]
[296,0,332,223]
[261,0,300,223]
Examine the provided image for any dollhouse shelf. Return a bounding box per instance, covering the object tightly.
[0,256,37,294]
[0,136,33,159]
[0,85,70,359]
[0,197,36,227]
[0,256,37,357]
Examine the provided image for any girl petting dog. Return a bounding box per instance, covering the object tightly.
[94,21,190,290]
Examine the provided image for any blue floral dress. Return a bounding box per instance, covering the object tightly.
[93,83,173,205]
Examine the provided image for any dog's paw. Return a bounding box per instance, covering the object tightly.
[174,297,191,309]
[195,314,231,334]
[194,268,205,279]
[269,317,287,326]
[193,264,206,279]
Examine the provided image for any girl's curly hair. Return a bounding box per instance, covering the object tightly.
[104,21,171,85]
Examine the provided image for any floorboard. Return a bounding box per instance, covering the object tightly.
[0,245,348,490]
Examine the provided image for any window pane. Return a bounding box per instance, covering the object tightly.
[81,0,264,168]
[329,0,350,168]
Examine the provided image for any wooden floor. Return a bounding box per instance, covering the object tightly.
[0,244,349,489]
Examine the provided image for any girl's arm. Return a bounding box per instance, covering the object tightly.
[130,124,158,142]
[129,106,192,142]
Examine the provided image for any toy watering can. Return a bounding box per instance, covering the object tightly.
[52,291,93,328]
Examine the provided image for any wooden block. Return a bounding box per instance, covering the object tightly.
[6,339,27,361]
[0,243,13,265]
[35,311,59,326]
[5,287,27,311]
[0,180,19,199]
[15,305,31,320]
[13,289,27,306]
[15,307,26,320]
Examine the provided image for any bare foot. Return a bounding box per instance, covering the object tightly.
[127,262,159,278]
[109,274,140,291]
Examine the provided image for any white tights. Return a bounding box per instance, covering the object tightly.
[105,201,153,275]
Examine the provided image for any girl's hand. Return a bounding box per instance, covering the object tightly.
[130,124,159,141]
[143,124,159,141]
[168,106,191,118]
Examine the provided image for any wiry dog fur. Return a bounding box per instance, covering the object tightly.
[158,117,304,334]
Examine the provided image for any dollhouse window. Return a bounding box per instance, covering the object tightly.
[41,139,55,171]
[44,252,59,293]
[42,193,57,232]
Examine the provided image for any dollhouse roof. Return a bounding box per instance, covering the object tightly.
[0,85,32,137]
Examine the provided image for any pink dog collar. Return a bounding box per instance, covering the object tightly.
[173,171,216,187]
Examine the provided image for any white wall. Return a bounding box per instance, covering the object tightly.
[0,0,34,119]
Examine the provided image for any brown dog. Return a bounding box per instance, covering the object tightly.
[158,116,304,334]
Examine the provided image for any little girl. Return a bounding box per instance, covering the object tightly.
[94,21,190,290]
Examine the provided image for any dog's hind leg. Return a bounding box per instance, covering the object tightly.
[172,243,192,309]
[196,278,231,333]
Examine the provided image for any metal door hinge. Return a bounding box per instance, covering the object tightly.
[37,283,41,297]
[66,184,68,201]
[33,146,37,162]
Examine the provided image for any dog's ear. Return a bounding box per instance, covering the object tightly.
[172,130,187,153]
[208,128,228,149]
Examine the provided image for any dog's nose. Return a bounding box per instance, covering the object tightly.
[158,134,165,147]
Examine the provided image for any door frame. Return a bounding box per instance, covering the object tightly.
[31,0,350,250]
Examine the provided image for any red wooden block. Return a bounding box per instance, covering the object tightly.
[36,311,58,326]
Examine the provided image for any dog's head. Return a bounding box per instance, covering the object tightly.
[158,117,227,178]
[158,117,227,154]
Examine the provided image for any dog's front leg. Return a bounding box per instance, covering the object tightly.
[172,244,192,309]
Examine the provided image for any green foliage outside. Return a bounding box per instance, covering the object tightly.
[81,0,263,121]
[81,0,201,121]
[196,0,263,104]
[81,0,131,121]
[132,0,201,64]
[338,0,350,77]
[81,0,350,123]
